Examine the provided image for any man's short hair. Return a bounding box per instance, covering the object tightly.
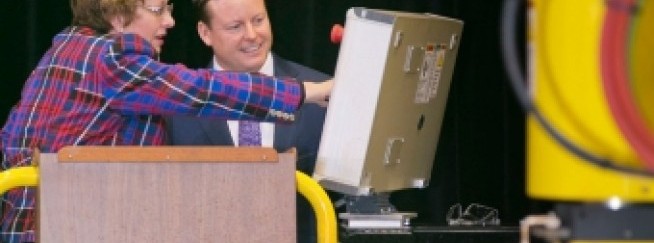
[191,0,212,25]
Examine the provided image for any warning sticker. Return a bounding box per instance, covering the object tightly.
[415,43,446,104]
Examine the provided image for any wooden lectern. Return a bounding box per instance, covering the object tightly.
[34,146,296,243]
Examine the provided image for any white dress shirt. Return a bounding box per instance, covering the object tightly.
[213,53,275,147]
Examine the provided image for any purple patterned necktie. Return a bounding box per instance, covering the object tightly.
[238,120,261,146]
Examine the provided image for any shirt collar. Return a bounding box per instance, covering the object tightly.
[212,52,274,76]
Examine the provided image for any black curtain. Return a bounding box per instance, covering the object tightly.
[0,0,550,226]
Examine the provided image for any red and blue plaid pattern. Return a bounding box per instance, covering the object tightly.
[0,26,302,242]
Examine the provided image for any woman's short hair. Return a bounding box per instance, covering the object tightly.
[70,0,141,33]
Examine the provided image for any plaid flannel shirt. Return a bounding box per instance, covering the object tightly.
[0,26,302,242]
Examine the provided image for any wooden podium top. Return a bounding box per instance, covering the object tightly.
[54,146,280,163]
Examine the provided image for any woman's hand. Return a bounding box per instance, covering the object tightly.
[303,80,333,107]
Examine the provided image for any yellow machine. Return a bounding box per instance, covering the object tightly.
[512,0,654,242]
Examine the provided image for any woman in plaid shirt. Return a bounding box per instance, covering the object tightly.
[0,0,332,242]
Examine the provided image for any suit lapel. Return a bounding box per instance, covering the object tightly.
[200,61,235,145]
[273,54,300,80]
[273,54,298,151]
[199,119,234,145]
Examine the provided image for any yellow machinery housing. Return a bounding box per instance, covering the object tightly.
[528,0,654,203]
[525,0,654,242]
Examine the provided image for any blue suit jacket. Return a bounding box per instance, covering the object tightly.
[165,54,330,174]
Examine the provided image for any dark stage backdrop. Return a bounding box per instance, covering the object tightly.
[0,0,550,226]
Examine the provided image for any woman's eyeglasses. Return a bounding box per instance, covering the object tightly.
[140,3,174,16]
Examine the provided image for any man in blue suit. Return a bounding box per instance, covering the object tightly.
[166,55,329,174]
[165,0,330,242]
